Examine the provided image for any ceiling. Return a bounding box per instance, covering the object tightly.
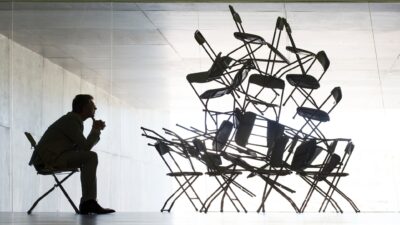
[0,2,399,110]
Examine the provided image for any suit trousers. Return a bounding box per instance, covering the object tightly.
[53,150,98,202]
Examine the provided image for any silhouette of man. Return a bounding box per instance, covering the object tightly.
[34,94,115,214]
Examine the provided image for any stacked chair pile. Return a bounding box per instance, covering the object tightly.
[141,5,359,213]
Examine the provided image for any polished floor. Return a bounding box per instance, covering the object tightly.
[0,212,400,225]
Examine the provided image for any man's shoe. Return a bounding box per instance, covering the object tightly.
[79,200,115,215]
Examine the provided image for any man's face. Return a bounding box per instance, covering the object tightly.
[83,99,97,119]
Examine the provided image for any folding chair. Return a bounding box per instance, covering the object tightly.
[24,132,79,214]
[187,52,235,131]
[283,51,330,110]
[155,141,203,212]
[250,120,299,213]
[194,30,245,73]
[296,87,342,140]
[298,141,359,213]
[190,61,253,132]
[141,128,204,212]
[293,139,359,213]
[243,74,285,121]
[228,5,290,74]
[175,120,254,213]
[192,138,250,213]
[216,114,299,212]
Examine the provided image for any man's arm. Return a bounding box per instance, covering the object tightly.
[62,118,101,152]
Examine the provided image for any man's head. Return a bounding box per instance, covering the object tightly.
[72,94,97,120]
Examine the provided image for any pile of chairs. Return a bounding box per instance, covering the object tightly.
[141,5,359,213]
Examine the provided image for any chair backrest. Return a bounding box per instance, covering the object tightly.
[155,141,171,156]
[269,136,289,167]
[316,51,330,72]
[331,86,342,104]
[186,53,232,84]
[154,141,198,173]
[229,61,252,92]
[192,138,205,157]
[344,142,354,155]
[24,132,36,148]
[213,120,233,151]
[194,30,206,45]
[317,153,341,181]
[235,111,256,147]
[25,132,39,167]
[229,5,242,24]
[208,53,233,79]
[290,139,318,171]
[276,17,285,30]
[267,120,285,148]
[201,153,222,170]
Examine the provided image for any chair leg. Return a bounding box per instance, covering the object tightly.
[301,176,342,213]
[321,179,360,213]
[53,173,80,214]
[27,171,78,215]
[27,185,57,214]
[162,175,202,212]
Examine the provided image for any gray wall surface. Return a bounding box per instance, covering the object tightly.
[0,33,172,212]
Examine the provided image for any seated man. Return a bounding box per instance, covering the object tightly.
[33,94,115,214]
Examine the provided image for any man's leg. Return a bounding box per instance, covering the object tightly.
[54,150,98,201]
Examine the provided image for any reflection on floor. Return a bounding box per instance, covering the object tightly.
[0,212,399,225]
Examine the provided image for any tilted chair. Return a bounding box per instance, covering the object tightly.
[190,62,253,132]
[24,132,79,214]
[243,74,285,121]
[283,51,330,111]
[187,52,235,131]
[296,87,342,140]
[228,5,290,74]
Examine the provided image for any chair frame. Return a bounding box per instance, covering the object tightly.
[141,128,204,212]
[24,132,79,215]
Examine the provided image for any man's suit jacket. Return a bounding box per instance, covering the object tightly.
[32,112,100,166]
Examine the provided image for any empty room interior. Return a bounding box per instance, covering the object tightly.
[0,0,400,224]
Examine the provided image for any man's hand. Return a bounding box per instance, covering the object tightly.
[92,119,106,131]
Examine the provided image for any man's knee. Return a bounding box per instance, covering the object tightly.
[85,151,98,166]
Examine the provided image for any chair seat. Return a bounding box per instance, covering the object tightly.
[246,97,278,108]
[297,171,348,177]
[234,32,265,45]
[255,169,291,176]
[286,74,320,89]
[200,87,230,99]
[167,172,202,177]
[37,168,79,175]
[187,71,212,83]
[206,170,242,176]
[297,107,330,122]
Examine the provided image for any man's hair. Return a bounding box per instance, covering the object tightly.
[72,94,93,113]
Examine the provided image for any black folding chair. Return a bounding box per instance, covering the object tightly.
[283,51,330,111]
[296,87,342,140]
[190,62,252,132]
[24,132,79,215]
[192,138,250,213]
[296,140,359,213]
[141,128,204,212]
[175,121,255,213]
[292,139,359,213]
[243,75,285,121]
[228,5,290,74]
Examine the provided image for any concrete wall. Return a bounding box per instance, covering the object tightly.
[0,33,172,212]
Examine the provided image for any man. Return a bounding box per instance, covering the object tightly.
[34,94,115,214]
